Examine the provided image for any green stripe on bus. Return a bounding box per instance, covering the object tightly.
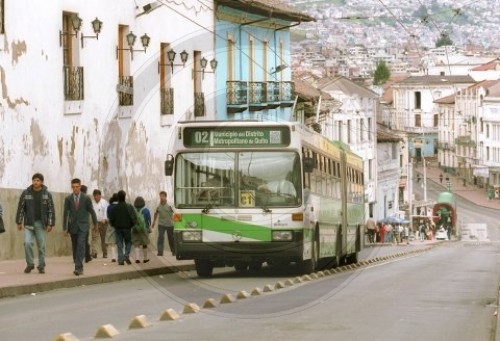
[175,214,274,241]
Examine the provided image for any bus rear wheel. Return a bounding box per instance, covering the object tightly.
[234,261,249,272]
[195,259,214,277]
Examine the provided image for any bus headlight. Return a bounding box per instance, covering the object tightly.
[272,231,293,241]
[182,231,202,242]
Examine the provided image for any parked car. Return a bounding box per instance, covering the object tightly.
[435,227,448,240]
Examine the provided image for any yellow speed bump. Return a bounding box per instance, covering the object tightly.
[183,303,201,314]
[275,281,285,289]
[128,315,151,329]
[284,279,295,287]
[202,298,218,308]
[293,276,304,284]
[54,332,79,341]
[301,274,312,281]
[316,271,325,277]
[220,294,236,304]
[251,288,262,296]
[263,284,274,292]
[310,273,319,279]
[237,291,250,299]
[159,308,180,321]
[94,324,120,339]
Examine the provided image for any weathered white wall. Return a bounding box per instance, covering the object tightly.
[0,0,216,259]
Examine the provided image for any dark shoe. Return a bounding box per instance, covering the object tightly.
[73,270,83,276]
[111,259,116,262]
[37,267,45,274]
[143,259,150,263]
[92,253,97,259]
[103,254,108,258]
[24,265,35,274]
[118,262,124,265]
[85,257,92,263]
[135,260,140,264]
[124,257,132,265]
[157,253,163,256]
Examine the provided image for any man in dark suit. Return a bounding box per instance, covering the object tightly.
[63,178,98,276]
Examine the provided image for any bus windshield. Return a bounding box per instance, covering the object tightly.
[174,151,302,208]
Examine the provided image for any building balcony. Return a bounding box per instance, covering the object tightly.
[437,142,456,151]
[118,76,133,106]
[160,88,174,115]
[226,81,248,113]
[403,126,439,134]
[194,92,205,117]
[266,81,280,108]
[63,66,84,101]
[249,81,268,111]
[226,80,296,113]
[280,81,295,107]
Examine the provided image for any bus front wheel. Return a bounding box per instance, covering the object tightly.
[298,234,319,274]
[195,259,214,277]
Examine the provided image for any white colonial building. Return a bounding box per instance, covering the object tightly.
[313,76,378,219]
[0,0,217,259]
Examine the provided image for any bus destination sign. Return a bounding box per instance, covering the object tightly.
[183,126,291,148]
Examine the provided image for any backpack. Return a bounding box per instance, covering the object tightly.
[133,207,147,232]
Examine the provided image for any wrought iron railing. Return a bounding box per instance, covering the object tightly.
[63,66,84,101]
[249,81,267,104]
[194,92,205,117]
[118,76,134,106]
[280,81,294,102]
[160,88,174,115]
[267,81,280,102]
[226,81,248,105]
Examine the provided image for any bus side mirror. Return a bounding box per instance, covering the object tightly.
[303,157,314,173]
[165,154,174,176]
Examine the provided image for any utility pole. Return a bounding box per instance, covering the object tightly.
[408,161,413,235]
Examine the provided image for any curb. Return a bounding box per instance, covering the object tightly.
[0,263,195,299]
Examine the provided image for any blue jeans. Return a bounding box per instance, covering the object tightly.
[24,220,46,269]
[157,225,174,255]
[70,229,87,271]
[115,229,132,263]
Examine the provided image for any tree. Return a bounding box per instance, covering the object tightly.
[435,33,453,47]
[373,61,390,85]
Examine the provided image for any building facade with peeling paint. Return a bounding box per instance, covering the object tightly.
[0,0,217,259]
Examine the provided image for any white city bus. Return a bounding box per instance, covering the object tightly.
[165,121,364,277]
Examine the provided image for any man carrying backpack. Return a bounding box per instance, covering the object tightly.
[132,196,152,263]
[108,190,137,265]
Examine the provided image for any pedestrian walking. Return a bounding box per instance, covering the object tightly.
[418,221,426,242]
[384,223,393,243]
[132,196,152,263]
[106,193,118,262]
[63,178,98,276]
[152,191,174,256]
[80,185,93,263]
[0,200,4,234]
[366,217,376,243]
[15,173,55,274]
[439,173,443,183]
[108,190,137,265]
[91,189,109,258]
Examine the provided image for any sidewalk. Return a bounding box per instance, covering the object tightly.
[416,161,500,210]
[0,254,194,299]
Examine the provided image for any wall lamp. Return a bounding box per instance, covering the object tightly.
[59,14,82,47]
[80,17,103,48]
[193,57,218,79]
[116,31,150,60]
[158,49,189,73]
